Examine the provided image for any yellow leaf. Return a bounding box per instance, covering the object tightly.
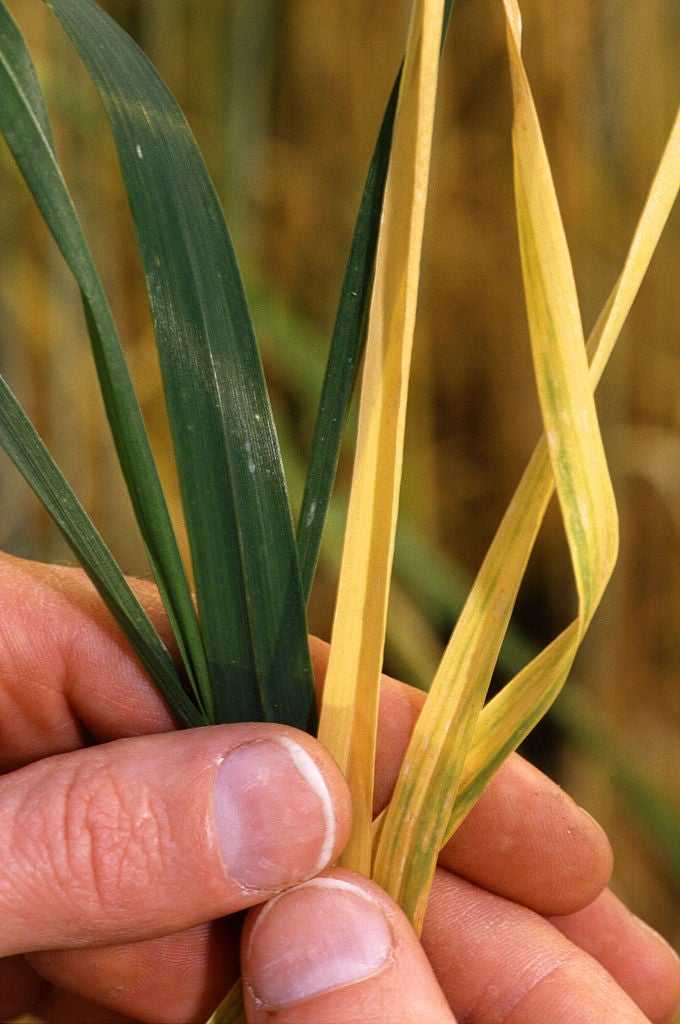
[206,981,244,1024]
[317,0,445,874]
[447,99,680,842]
[373,1,679,932]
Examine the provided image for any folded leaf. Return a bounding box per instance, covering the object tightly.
[374,0,622,931]
[447,97,680,841]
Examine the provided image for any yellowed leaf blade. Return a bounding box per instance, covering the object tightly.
[206,981,244,1024]
[372,0,623,931]
[372,437,552,921]
[317,0,445,875]
[588,104,680,386]
[504,0,618,625]
[444,104,680,844]
[447,623,578,839]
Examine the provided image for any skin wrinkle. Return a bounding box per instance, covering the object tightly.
[6,752,173,941]
[61,762,97,916]
[422,871,676,1024]
[0,781,79,953]
[465,951,580,1024]
[501,959,648,1024]
[0,568,80,773]
[82,768,161,916]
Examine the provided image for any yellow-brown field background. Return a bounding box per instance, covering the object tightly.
[1,0,678,950]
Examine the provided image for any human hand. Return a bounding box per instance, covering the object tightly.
[0,555,678,1022]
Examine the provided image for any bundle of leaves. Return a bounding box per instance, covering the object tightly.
[0,1,678,1020]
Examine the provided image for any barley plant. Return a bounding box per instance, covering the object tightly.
[0,1,678,1021]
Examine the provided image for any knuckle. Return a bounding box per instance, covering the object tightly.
[8,755,172,915]
[471,953,583,1024]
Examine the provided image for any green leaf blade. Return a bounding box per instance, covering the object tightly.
[0,0,213,720]
[0,375,202,728]
[0,0,52,143]
[47,0,315,729]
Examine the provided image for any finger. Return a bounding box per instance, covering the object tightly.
[550,889,680,1023]
[29,884,680,1024]
[422,869,656,1023]
[312,637,613,915]
[29,920,239,1024]
[241,868,455,1023]
[34,988,138,1024]
[436,752,612,914]
[0,555,175,772]
[0,955,46,1020]
[0,723,350,955]
[0,556,610,917]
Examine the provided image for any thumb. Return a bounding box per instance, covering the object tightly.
[241,869,456,1023]
[0,723,350,955]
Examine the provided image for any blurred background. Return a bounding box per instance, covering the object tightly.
[1,0,678,950]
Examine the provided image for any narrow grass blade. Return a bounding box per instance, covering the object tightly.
[294,85,397,598]
[252,277,475,635]
[372,440,553,922]
[318,0,445,875]
[296,0,456,598]
[0,0,52,143]
[447,99,680,842]
[0,0,210,719]
[374,0,626,930]
[46,0,315,729]
[0,375,202,727]
[206,980,244,1024]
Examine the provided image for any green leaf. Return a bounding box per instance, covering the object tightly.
[0,0,212,721]
[296,0,456,599]
[0,0,52,143]
[46,0,315,729]
[0,375,202,727]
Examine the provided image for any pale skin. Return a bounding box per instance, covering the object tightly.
[0,555,678,1023]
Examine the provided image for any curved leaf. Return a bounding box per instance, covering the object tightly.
[374,2,679,932]
[446,96,680,843]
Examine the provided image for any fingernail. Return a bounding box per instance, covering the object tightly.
[246,878,394,1008]
[214,737,336,891]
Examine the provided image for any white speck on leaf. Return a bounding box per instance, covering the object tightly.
[248,459,256,475]
[136,144,144,159]
[305,501,317,527]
